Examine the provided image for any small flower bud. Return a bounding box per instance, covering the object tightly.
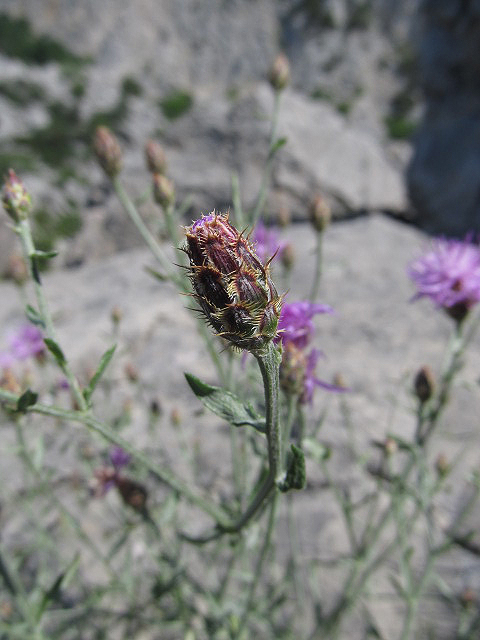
[184,212,283,352]
[277,206,291,228]
[152,173,175,209]
[2,170,32,222]
[280,342,307,398]
[435,453,449,477]
[111,305,122,325]
[414,365,435,403]
[280,243,295,271]
[310,195,331,233]
[5,254,28,286]
[115,476,148,512]
[93,126,123,177]
[384,437,398,457]
[145,140,167,174]
[269,53,290,91]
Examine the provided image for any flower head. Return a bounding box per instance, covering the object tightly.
[0,324,44,369]
[109,446,131,470]
[276,301,344,403]
[276,301,333,350]
[184,212,283,352]
[409,236,480,321]
[93,126,123,177]
[2,170,32,222]
[252,222,288,264]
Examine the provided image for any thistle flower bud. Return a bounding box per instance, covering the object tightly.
[280,243,295,271]
[93,126,123,177]
[115,476,148,512]
[145,140,167,175]
[310,195,331,233]
[184,212,283,352]
[152,173,175,209]
[280,342,307,398]
[2,170,32,222]
[269,53,290,91]
[414,365,435,404]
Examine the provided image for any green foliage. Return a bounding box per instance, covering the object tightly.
[122,76,143,97]
[384,114,417,140]
[0,79,45,106]
[159,89,194,120]
[31,206,83,269]
[0,12,88,66]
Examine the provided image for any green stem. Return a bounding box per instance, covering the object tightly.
[16,218,87,411]
[254,340,284,486]
[309,229,323,301]
[250,91,282,227]
[112,176,182,287]
[0,388,232,529]
[236,493,278,637]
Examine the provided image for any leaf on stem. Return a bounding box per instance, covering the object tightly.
[83,344,116,404]
[43,337,66,367]
[268,136,288,159]
[25,304,45,327]
[184,372,266,433]
[16,388,38,413]
[280,444,306,492]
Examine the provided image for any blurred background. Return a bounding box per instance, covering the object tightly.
[0,0,479,274]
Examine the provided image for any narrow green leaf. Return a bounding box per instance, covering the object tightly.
[16,389,38,413]
[35,554,80,622]
[25,305,45,327]
[280,444,306,492]
[43,338,66,366]
[184,373,265,433]
[269,136,288,158]
[144,265,168,282]
[83,344,116,403]
[32,249,58,259]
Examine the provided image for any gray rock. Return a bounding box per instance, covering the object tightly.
[407,0,480,234]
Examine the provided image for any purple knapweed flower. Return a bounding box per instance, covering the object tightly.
[252,222,288,264]
[276,300,333,349]
[0,323,44,369]
[109,446,131,470]
[277,301,344,403]
[409,236,480,321]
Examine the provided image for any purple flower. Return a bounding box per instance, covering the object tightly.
[302,348,346,404]
[276,301,333,349]
[109,446,131,470]
[0,323,44,369]
[409,237,480,317]
[252,222,287,264]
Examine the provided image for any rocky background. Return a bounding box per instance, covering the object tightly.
[0,0,478,275]
[1,2,480,637]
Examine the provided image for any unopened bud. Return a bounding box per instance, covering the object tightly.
[269,53,290,91]
[280,243,295,271]
[277,206,291,228]
[280,342,307,398]
[115,476,148,512]
[435,453,449,477]
[414,366,435,403]
[184,212,283,352]
[145,140,167,174]
[93,126,123,177]
[384,437,398,457]
[5,254,28,285]
[310,195,331,233]
[152,173,175,209]
[111,305,122,325]
[2,170,32,222]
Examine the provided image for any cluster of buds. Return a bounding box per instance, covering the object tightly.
[269,53,290,92]
[2,169,32,222]
[93,126,123,177]
[184,212,283,352]
[144,140,175,211]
